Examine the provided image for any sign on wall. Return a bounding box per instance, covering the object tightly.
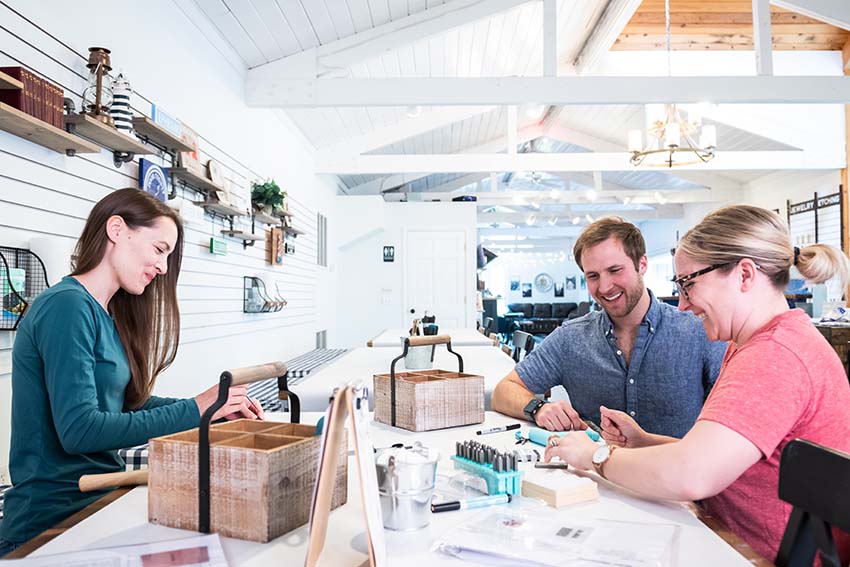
[787,192,843,251]
[383,246,395,262]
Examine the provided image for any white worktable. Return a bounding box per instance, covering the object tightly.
[293,345,516,411]
[31,412,753,566]
[368,328,496,347]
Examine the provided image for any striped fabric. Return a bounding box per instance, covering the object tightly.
[0,484,10,520]
[116,348,349,471]
[286,349,348,381]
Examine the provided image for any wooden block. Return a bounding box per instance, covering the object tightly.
[521,469,598,508]
[148,420,347,542]
[373,369,484,431]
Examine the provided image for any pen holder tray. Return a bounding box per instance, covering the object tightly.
[451,455,523,495]
[374,370,484,432]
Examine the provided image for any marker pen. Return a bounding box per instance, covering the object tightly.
[431,493,512,513]
[476,423,522,435]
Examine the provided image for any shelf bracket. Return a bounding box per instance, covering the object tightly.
[113,151,134,168]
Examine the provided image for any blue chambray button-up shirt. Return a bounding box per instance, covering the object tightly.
[516,290,727,438]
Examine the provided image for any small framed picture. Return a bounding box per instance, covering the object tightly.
[207,159,224,187]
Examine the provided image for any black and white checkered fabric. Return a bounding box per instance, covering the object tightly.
[285,349,348,382]
[0,484,11,520]
[116,349,349,471]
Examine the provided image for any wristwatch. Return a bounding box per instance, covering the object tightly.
[523,398,547,423]
[592,444,618,479]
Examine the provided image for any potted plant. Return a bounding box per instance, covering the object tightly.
[251,179,286,216]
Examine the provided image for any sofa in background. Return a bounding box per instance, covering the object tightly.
[506,302,590,335]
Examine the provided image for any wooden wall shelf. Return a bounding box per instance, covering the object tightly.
[0,71,23,90]
[221,229,264,241]
[132,116,193,152]
[0,102,100,155]
[65,113,155,155]
[171,167,223,194]
[283,226,305,237]
[196,200,246,217]
[253,211,280,225]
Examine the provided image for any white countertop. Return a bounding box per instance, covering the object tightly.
[368,328,496,347]
[31,412,753,567]
[293,345,516,412]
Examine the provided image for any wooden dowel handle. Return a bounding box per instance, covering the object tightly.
[79,469,148,492]
[227,361,288,386]
[407,334,451,346]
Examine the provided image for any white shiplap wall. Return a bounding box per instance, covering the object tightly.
[0,0,339,483]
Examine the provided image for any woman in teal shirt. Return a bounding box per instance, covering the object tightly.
[0,188,263,555]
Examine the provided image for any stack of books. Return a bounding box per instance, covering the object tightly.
[0,66,64,129]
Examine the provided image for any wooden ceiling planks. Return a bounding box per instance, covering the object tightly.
[615,0,849,51]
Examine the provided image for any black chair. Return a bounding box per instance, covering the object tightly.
[775,438,850,567]
[481,316,495,336]
[511,330,534,363]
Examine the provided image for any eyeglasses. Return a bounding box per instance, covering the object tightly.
[672,263,731,301]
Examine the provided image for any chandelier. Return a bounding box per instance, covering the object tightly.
[627,0,717,167]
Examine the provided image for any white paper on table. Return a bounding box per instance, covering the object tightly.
[3,534,228,567]
[432,507,679,567]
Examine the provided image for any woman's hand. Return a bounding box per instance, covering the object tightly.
[543,430,598,471]
[223,397,265,421]
[600,405,648,448]
[194,384,264,421]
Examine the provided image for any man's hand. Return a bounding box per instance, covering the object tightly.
[535,400,587,431]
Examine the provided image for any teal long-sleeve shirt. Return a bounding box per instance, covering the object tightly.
[0,277,200,543]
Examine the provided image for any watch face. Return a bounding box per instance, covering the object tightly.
[592,444,611,465]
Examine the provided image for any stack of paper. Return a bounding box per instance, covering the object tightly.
[521,468,598,507]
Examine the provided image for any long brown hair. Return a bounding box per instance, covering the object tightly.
[71,188,184,409]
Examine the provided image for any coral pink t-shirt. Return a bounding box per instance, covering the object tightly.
[698,309,850,563]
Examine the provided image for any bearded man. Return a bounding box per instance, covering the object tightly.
[492,217,726,438]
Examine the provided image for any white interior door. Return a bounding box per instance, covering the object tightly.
[404,230,467,329]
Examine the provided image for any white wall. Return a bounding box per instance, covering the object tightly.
[0,0,339,482]
[745,171,842,219]
[335,198,477,348]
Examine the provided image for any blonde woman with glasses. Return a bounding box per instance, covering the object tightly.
[544,204,850,563]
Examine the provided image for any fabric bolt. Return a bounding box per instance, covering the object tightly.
[699,309,850,563]
[517,290,726,437]
[0,277,199,545]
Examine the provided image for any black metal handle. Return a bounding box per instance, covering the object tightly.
[198,362,291,534]
[388,337,463,427]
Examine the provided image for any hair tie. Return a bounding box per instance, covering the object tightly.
[793,246,800,266]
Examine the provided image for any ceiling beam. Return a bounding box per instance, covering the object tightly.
[246,0,529,80]
[543,0,557,76]
[415,187,735,205]
[771,0,850,31]
[342,123,546,194]
[319,150,840,174]
[545,123,742,190]
[479,205,686,222]
[317,106,494,160]
[753,0,774,76]
[246,76,850,107]
[574,0,643,74]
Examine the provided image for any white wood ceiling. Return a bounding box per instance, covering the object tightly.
[191,0,841,208]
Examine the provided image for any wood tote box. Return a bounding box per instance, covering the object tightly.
[373,370,485,431]
[148,419,348,542]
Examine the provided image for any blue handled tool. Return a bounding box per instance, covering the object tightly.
[517,425,600,446]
